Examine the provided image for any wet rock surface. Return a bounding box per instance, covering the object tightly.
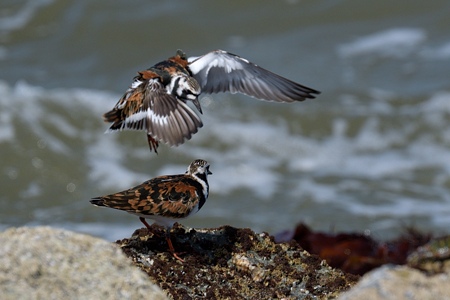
[116,224,358,300]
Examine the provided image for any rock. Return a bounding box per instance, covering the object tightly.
[117,224,358,299]
[12,225,449,299]
[338,265,450,300]
[407,236,450,274]
[275,223,431,276]
[0,226,168,300]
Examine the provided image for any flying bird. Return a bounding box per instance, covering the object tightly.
[104,49,320,152]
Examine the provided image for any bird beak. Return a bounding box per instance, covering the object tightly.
[192,98,203,114]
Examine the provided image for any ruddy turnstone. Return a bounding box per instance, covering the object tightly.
[104,49,321,152]
[90,159,212,262]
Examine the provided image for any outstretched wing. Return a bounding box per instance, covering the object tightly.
[188,49,320,102]
[103,73,203,146]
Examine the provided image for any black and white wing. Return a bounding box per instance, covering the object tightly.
[104,78,203,147]
[187,50,320,102]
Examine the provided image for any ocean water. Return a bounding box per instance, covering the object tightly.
[1,0,450,241]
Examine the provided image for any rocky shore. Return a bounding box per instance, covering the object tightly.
[1,226,449,299]
[116,224,357,299]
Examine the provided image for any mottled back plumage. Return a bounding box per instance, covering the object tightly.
[90,159,211,226]
[89,159,212,261]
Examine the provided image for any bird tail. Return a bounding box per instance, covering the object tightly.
[103,109,124,129]
[90,197,106,207]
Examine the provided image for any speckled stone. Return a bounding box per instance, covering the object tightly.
[0,226,168,300]
[407,236,450,274]
[338,265,450,300]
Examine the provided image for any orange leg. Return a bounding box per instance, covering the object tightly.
[166,234,185,262]
[140,218,184,262]
[139,217,160,237]
[139,217,152,230]
[147,135,159,154]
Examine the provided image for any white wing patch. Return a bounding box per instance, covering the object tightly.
[125,110,147,123]
[210,56,244,73]
[148,109,169,126]
[188,50,245,75]
[131,79,143,89]
[119,108,169,130]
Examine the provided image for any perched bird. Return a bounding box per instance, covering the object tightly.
[90,159,212,262]
[104,49,321,152]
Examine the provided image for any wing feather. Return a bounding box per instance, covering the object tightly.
[188,50,320,102]
[104,78,202,146]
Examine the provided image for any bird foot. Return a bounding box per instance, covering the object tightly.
[147,135,159,154]
[166,235,186,262]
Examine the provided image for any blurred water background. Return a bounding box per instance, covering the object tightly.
[1,0,449,241]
